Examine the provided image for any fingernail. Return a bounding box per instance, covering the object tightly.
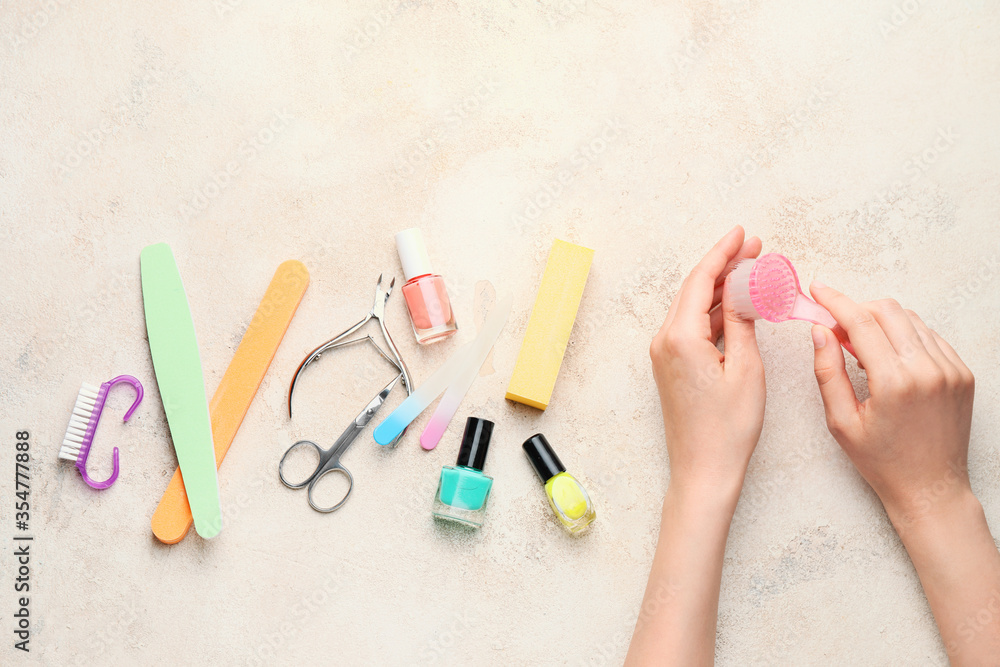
[812,327,827,349]
[812,280,827,290]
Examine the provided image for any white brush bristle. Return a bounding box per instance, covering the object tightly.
[727,259,761,321]
[58,441,81,461]
[60,383,99,462]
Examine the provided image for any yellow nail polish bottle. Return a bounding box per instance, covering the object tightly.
[522,434,596,534]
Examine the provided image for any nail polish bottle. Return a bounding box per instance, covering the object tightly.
[433,417,494,527]
[522,433,596,534]
[395,228,458,344]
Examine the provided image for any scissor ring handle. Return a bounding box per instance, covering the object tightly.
[307,465,353,513]
[278,440,324,489]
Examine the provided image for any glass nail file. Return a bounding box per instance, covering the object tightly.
[140,242,222,539]
[419,295,512,450]
[374,294,513,447]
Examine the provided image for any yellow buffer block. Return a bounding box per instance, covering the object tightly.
[505,239,594,410]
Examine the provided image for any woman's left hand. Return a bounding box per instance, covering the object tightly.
[649,225,766,497]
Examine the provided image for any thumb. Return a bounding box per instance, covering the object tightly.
[722,273,761,369]
[812,325,860,436]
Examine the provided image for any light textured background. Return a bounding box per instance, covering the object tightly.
[2,0,999,665]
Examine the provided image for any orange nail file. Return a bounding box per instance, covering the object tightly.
[151,260,309,544]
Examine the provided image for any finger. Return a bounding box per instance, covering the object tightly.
[715,236,763,289]
[904,310,951,370]
[673,226,747,328]
[710,237,762,303]
[659,280,685,336]
[809,282,897,374]
[931,332,976,383]
[663,232,760,338]
[711,237,763,341]
[867,299,930,364]
[722,270,761,369]
[906,310,975,381]
[812,325,861,437]
[710,304,724,342]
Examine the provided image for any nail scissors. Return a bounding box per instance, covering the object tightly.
[279,373,401,512]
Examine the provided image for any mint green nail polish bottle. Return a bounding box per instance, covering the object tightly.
[433,417,494,527]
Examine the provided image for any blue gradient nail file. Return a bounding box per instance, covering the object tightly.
[373,294,512,446]
[373,344,474,445]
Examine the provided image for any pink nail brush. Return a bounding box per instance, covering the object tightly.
[728,253,857,358]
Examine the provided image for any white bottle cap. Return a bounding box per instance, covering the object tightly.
[395,228,434,281]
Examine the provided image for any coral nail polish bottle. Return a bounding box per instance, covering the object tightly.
[433,417,494,527]
[523,433,596,534]
[395,228,458,344]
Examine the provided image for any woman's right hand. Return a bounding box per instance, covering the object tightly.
[808,284,976,527]
[808,284,1000,663]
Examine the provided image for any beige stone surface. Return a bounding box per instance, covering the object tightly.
[2,0,999,664]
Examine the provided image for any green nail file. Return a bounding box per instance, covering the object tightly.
[140,243,222,539]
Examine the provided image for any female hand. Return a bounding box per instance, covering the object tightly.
[649,225,766,496]
[808,285,976,527]
[628,226,765,666]
[810,285,1000,662]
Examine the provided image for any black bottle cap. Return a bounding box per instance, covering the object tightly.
[522,433,566,483]
[456,417,494,471]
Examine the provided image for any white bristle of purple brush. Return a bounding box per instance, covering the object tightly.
[727,259,762,321]
[59,382,101,462]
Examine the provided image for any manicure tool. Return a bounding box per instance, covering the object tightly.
[728,253,857,358]
[506,239,594,410]
[279,373,401,512]
[59,375,144,489]
[141,242,222,539]
[287,274,413,445]
[152,260,309,544]
[374,294,513,448]
[419,294,512,449]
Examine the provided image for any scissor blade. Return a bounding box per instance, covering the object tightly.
[328,374,402,459]
[355,373,402,428]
